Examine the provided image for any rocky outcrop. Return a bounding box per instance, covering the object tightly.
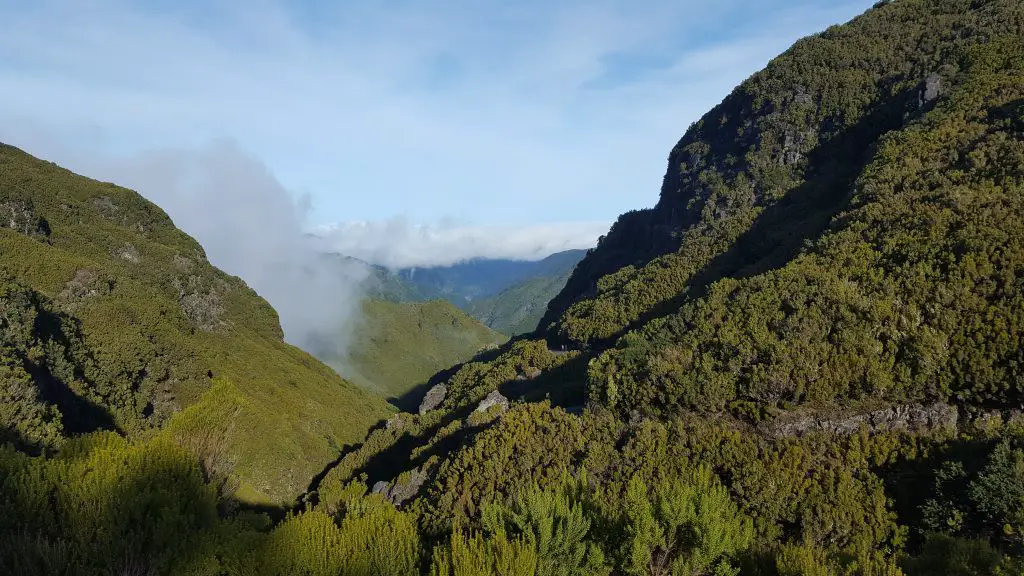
[385,414,407,431]
[172,275,226,332]
[1,199,50,239]
[764,402,958,438]
[57,269,114,311]
[370,467,428,506]
[418,383,447,414]
[115,243,141,264]
[918,72,944,108]
[475,390,509,414]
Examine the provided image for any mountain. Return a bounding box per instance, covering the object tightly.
[309,0,1024,571]
[0,143,392,505]
[467,262,579,336]
[320,253,432,303]
[395,249,588,307]
[336,249,587,336]
[4,0,1024,573]
[355,250,588,335]
[335,299,507,405]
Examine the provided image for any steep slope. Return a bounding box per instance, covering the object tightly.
[467,264,578,336]
[542,0,1023,351]
[307,0,1024,571]
[4,1,1024,573]
[396,249,587,307]
[0,143,392,504]
[337,299,507,403]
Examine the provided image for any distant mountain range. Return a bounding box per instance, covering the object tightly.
[338,299,506,408]
[312,250,585,401]
[356,249,588,336]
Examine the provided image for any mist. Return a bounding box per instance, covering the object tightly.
[93,140,369,365]
[310,218,608,269]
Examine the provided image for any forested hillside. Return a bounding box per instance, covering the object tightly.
[3,0,1024,574]
[336,299,506,403]
[468,270,574,335]
[355,249,587,335]
[0,144,392,505]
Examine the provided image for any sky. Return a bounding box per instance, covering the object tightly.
[0,0,876,267]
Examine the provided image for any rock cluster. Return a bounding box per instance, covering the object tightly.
[765,402,958,438]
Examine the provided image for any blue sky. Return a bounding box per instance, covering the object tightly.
[0,0,876,266]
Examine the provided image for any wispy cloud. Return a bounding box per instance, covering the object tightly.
[0,0,876,365]
[86,140,369,361]
[0,0,876,228]
[312,219,609,268]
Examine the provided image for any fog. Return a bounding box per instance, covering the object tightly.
[83,140,369,363]
[310,218,607,269]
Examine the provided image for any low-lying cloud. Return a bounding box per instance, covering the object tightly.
[46,140,371,363]
[312,219,608,268]
[3,135,602,367]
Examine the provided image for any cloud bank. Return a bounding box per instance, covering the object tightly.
[85,141,369,362]
[312,219,608,268]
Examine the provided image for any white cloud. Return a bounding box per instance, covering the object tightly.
[312,219,609,268]
[50,140,371,363]
[0,0,877,228]
[0,0,878,364]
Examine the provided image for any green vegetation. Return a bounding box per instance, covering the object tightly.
[0,144,392,504]
[358,250,586,336]
[4,0,1024,573]
[339,299,507,400]
[469,265,578,336]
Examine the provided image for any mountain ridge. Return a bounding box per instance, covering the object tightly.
[3,0,1024,573]
[0,142,392,504]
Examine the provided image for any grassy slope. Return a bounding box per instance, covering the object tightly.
[341,299,507,400]
[0,144,392,504]
[468,268,575,336]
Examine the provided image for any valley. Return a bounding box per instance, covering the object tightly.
[2,0,1024,574]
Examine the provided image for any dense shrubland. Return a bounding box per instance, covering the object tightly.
[0,143,392,504]
[3,0,1024,573]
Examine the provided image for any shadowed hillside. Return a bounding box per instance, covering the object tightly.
[0,143,392,504]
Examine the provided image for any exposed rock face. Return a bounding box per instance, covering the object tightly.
[418,383,447,414]
[1,200,50,238]
[764,402,958,438]
[115,243,141,263]
[58,269,114,311]
[371,468,428,506]
[172,276,225,332]
[919,73,944,107]
[475,390,509,414]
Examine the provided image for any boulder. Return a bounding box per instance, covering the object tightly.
[474,390,509,415]
[387,468,428,505]
[919,72,944,107]
[418,383,447,414]
[370,468,428,506]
